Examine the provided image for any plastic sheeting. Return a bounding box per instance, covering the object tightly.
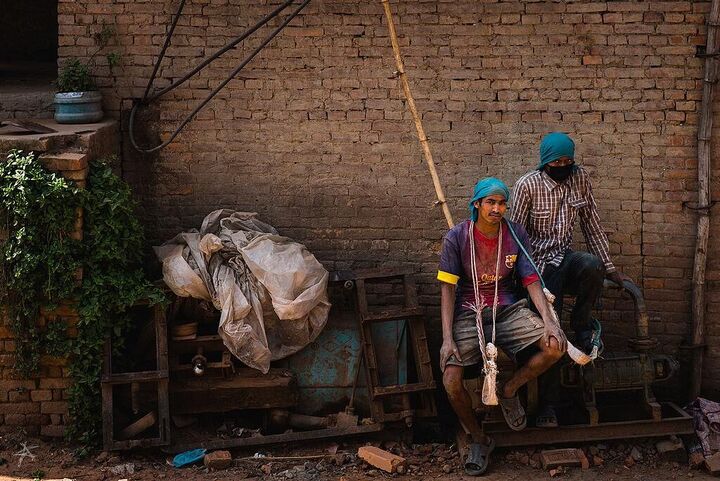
[154,210,331,373]
[686,397,720,456]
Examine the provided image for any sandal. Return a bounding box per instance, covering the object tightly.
[498,393,527,431]
[535,405,559,428]
[465,438,495,476]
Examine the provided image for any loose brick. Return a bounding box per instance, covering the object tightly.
[38,153,89,172]
[204,450,232,471]
[358,446,406,473]
[656,436,686,463]
[541,449,583,469]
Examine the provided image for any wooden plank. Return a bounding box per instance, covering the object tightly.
[169,373,298,413]
[373,381,436,397]
[168,423,384,453]
[361,307,424,322]
[330,268,415,282]
[101,370,169,384]
[101,383,114,451]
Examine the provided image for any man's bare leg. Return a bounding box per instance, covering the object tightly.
[502,338,563,398]
[443,365,491,445]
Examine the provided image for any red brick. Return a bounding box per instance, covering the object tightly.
[358,446,406,473]
[541,449,583,469]
[4,414,26,426]
[0,403,40,414]
[38,153,88,172]
[30,390,53,402]
[40,425,65,438]
[204,450,232,470]
[41,401,68,415]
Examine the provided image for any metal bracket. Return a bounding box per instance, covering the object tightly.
[682,201,717,214]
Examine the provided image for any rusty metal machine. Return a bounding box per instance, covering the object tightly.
[560,280,678,425]
[482,279,694,446]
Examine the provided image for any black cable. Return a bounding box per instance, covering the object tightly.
[146,0,297,103]
[141,0,187,102]
[130,0,311,153]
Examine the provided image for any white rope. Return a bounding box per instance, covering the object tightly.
[541,287,596,365]
[466,220,503,405]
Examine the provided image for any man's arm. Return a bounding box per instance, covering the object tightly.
[437,229,462,371]
[510,177,531,228]
[527,281,567,352]
[440,282,460,371]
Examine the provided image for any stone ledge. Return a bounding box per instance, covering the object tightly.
[0,119,117,155]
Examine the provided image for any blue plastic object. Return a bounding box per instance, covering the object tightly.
[54,91,103,124]
[172,448,207,468]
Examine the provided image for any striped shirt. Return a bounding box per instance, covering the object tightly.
[509,167,615,274]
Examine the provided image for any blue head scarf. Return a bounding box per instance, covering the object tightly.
[538,132,575,169]
[468,177,510,222]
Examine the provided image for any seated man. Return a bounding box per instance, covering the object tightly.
[510,132,625,427]
[438,177,566,476]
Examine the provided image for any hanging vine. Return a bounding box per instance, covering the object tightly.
[0,150,164,448]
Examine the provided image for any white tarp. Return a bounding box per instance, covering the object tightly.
[154,210,330,373]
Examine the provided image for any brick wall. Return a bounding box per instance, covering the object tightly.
[56,0,720,396]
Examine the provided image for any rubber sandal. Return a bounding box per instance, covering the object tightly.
[465,438,495,476]
[498,393,527,431]
[535,405,559,428]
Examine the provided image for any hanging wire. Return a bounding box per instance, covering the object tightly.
[129,0,311,153]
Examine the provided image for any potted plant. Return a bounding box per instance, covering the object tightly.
[54,58,104,124]
[54,25,119,124]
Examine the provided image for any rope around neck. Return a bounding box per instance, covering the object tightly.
[467,219,503,405]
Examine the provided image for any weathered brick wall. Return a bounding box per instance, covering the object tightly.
[57,0,720,395]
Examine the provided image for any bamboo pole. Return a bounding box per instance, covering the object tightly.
[380,0,454,229]
[689,0,720,401]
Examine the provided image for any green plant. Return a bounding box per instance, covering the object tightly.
[56,24,120,93]
[56,59,95,93]
[0,151,163,447]
[67,157,164,446]
[0,150,83,375]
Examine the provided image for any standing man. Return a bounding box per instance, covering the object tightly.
[511,132,625,426]
[438,177,566,476]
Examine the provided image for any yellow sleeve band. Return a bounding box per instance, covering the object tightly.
[437,271,460,285]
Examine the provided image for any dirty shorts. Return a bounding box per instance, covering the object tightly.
[445,299,544,367]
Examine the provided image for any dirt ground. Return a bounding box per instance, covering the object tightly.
[0,431,715,481]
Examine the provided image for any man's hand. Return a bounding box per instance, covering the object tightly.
[543,323,568,353]
[440,339,461,372]
[606,270,627,288]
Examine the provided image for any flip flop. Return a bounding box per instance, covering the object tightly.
[465,439,495,476]
[535,405,559,428]
[498,393,527,431]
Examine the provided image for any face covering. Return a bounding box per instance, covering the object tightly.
[545,164,574,182]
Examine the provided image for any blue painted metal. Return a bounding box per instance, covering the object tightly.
[280,308,408,416]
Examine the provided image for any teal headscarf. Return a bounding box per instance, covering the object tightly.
[468,177,510,222]
[538,132,575,169]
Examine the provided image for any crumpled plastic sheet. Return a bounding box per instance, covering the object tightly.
[686,397,720,456]
[154,209,331,373]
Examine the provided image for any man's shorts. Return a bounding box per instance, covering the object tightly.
[445,299,545,367]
